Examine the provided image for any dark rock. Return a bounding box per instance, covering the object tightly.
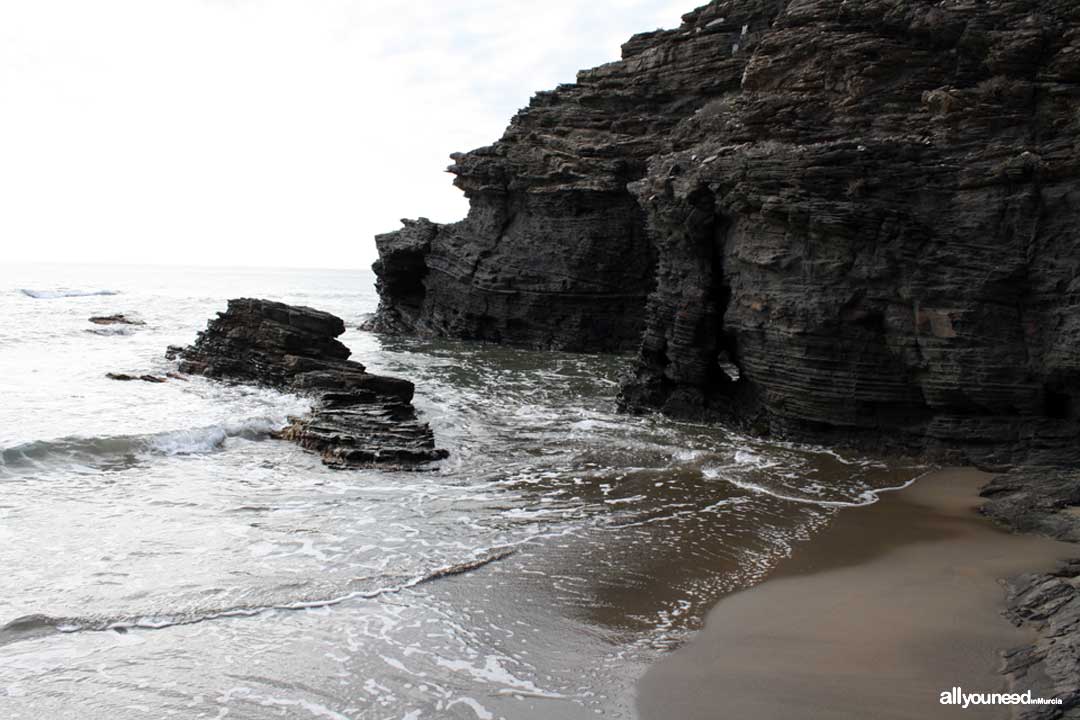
[170,298,446,468]
[106,372,166,383]
[981,467,1080,543]
[619,0,1080,465]
[978,467,1080,717]
[1001,560,1080,719]
[88,314,145,326]
[173,298,352,387]
[368,0,1080,465]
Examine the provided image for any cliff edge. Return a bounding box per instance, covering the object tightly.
[366,0,1080,465]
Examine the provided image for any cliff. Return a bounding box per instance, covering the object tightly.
[366,0,1080,464]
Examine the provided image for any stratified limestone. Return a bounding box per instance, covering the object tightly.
[169,298,446,468]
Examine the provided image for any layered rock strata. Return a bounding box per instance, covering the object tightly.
[982,467,1080,718]
[168,298,446,468]
[368,0,1080,464]
[1001,560,1080,719]
[619,0,1080,467]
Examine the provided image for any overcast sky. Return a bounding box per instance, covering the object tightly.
[1,1,687,268]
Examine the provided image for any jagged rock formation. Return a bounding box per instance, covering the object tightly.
[984,468,1080,718]
[168,299,447,468]
[368,0,1080,464]
[1001,560,1080,719]
[982,466,1080,543]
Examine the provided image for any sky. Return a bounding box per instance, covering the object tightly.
[0,0,688,269]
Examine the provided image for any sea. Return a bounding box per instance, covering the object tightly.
[0,263,924,719]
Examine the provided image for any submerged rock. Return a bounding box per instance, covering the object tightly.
[89,314,145,326]
[367,0,1080,465]
[170,298,447,468]
[106,372,167,383]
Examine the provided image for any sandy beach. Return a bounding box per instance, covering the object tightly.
[637,468,1075,720]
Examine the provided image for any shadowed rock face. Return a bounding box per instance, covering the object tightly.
[169,298,447,468]
[619,0,1080,466]
[369,0,1080,464]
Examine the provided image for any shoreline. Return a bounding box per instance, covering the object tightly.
[636,468,1076,719]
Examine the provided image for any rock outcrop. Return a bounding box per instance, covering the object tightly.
[984,467,1080,718]
[982,467,1080,544]
[169,299,447,468]
[367,0,1080,465]
[1001,560,1080,719]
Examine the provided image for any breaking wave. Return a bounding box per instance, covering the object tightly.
[19,288,120,299]
[0,549,514,646]
[0,417,287,470]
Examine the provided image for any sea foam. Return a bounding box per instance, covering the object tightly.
[19,288,120,299]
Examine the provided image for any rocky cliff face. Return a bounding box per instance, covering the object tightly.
[363,0,783,351]
[170,299,447,468]
[368,0,1080,463]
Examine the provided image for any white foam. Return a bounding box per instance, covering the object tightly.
[19,288,119,299]
[446,697,494,720]
[703,466,923,508]
[147,417,284,455]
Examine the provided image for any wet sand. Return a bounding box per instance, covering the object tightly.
[637,468,1075,720]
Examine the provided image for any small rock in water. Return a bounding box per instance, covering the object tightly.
[169,298,447,469]
[88,314,145,326]
[106,372,167,383]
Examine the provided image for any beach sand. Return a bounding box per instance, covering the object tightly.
[637,468,1075,720]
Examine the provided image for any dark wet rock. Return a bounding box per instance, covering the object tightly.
[1001,560,1080,719]
[106,373,167,383]
[982,466,1080,717]
[982,467,1080,544]
[368,0,1080,465]
[618,0,1080,466]
[89,314,145,326]
[170,298,446,468]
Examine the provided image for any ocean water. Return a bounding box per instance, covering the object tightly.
[0,263,923,719]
